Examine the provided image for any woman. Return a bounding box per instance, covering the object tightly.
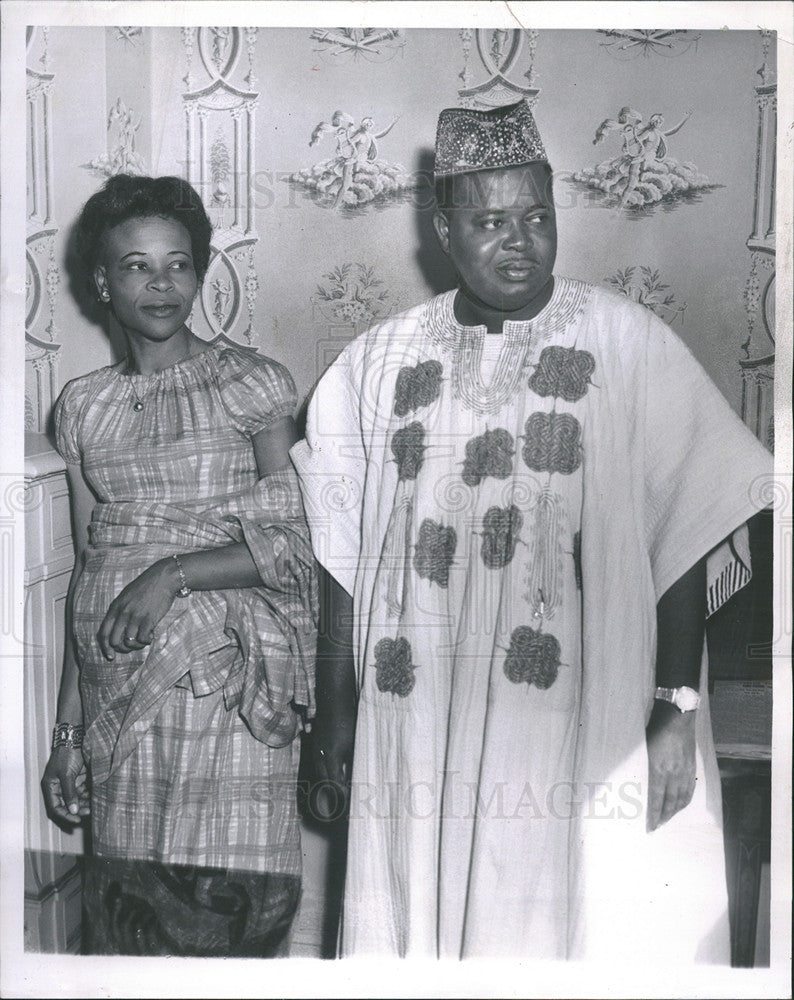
[41,174,316,957]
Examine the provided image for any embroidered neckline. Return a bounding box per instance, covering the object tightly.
[422,277,592,415]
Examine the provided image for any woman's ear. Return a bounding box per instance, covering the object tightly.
[432,210,451,255]
[94,265,110,303]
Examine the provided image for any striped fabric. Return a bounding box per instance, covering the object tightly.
[54,345,316,875]
[706,525,752,618]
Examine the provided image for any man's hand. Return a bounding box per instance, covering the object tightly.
[645,700,696,831]
[309,567,357,822]
[308,710,355,822]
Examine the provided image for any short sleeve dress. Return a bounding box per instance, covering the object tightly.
[54,344,316,879]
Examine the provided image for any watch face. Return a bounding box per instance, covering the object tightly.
[674,687,700,712]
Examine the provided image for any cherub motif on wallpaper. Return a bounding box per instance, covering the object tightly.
[309,27,405,62]
[289,110,414,211]
[314,262,394,329]
[605,265,687,325]
[85,98,147,178]
[209,27,233,72]
[211,277,232,330]
[570,106,720,213]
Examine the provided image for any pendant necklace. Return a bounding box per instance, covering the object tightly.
[130,383,145,412]
[126,341,193,412]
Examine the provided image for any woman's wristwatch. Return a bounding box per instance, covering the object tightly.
[654,685,701,712]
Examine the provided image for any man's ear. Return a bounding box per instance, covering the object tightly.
[432,210,451,255]
[94,265,110,303]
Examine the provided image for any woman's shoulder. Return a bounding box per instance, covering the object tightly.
[213,344,297,429]
[55,364,119,411]
[215,343,294,388]
[53,366,119,463]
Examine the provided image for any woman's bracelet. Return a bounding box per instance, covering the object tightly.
[52,722,85,751]
[171,554,192,598]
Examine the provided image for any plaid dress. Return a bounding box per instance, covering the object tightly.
[54,345,316,878]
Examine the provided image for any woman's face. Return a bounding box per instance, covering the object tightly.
[94,215,198,344]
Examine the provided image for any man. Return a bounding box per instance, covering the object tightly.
[291,101,772,960]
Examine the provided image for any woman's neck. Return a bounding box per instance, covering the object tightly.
[125,327,196,375]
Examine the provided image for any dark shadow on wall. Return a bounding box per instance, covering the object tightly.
[45,218,128,444]
[412,146,456,297]
[63,216,128,363]
[292,148,455,424]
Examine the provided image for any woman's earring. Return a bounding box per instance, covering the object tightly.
[100,290,110,303]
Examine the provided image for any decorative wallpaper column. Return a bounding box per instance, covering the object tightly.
[740,30,776,451]
[25,28,61,433]
[182,27,260,345]
[458,28,539,108]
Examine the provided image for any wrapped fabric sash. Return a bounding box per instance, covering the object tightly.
[79,469,317,785]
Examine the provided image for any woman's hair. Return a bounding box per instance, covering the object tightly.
[75,174,213,283]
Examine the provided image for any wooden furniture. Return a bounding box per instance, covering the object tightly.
[707,509,773,967]
[719,759,771,967]
[24,432,83,953]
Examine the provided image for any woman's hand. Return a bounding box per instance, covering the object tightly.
[98,558,180,660]
[41,747,90,826]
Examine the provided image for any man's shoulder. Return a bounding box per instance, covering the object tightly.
[585,280,651,320]
[332,294,443,365]
[362,295,438,342]
[572,278,677,346]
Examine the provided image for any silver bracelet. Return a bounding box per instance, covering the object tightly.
[172,554,191,597]
[52,722,85,751]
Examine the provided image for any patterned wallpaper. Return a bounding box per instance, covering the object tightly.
[26,27,775,447]
[25,28,60,433]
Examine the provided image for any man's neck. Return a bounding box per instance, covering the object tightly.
[453,277,555,333]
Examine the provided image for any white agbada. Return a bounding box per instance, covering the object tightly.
[291,278,772,960]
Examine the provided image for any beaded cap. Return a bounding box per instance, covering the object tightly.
[434,100,548,178]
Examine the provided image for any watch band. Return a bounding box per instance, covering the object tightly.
[655,686,677,702]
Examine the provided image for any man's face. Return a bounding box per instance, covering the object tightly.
[433,164,557,319]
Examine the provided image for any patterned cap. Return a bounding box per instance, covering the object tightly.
[434,100,548,178]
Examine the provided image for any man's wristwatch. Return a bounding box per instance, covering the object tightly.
[654,685,701,712]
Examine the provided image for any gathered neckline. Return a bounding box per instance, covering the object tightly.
[111,342,225,381]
